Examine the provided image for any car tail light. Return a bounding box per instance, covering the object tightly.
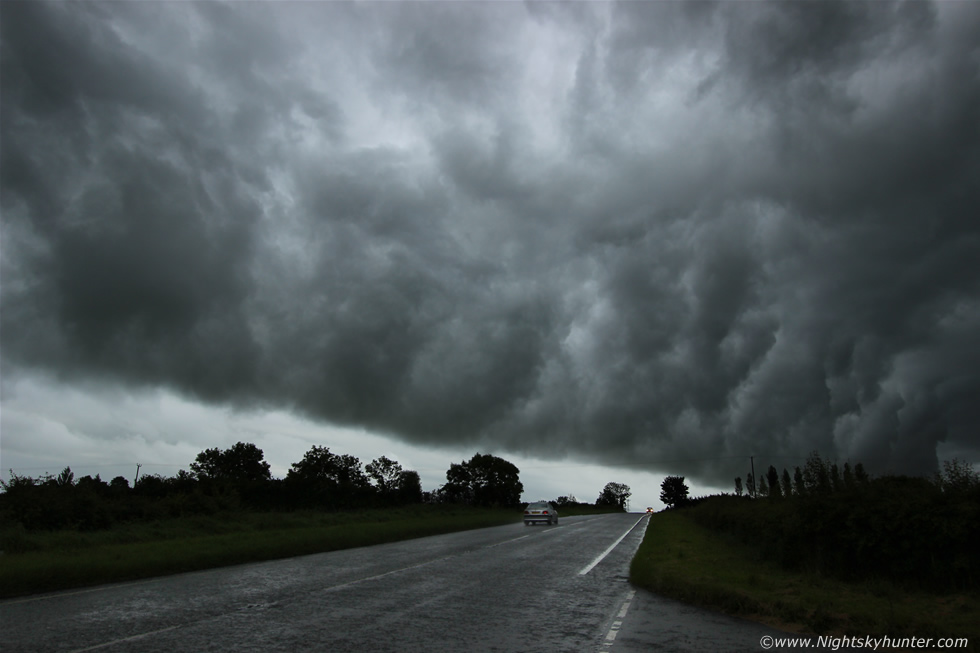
[542,510,548,514]
[524,511,529,514]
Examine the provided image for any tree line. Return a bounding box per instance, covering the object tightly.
[734,452,872,499]
[1,442,632,531]
[656,453,980,593]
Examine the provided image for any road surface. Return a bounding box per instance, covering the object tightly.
[1,513,797,652]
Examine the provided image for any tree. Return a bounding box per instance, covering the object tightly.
[596,482,631,510]
[745,472,756,498]
[76,474,108,496]
[169,469,197,493]
[781,468,793,498]
[366,456,403,495]
[734,476,743,497]
[936,458,980,493]
[766,465,781,498]
[191,448,224,479]
[190,442,271,483]
[286,446,369,508]
[134,473,168,498]
[793,466,805,496]
[659,476,689,509]
[555,495,578,507]
[802,451,831,494]
[442,461,474,504]
[854,462,869,486]
[440,453,523,507]
[56,467,75,487]
[830,463,843,493]
[395,470,423,504]
[758,475,769,497]
[288,446,368,489]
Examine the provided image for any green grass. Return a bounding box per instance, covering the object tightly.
[630,510,980,640]
[0,506,519,599]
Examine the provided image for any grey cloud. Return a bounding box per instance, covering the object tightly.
[372,2,523,110]
[2,1,978,487]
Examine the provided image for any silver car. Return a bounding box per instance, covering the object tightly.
[524,501,558,526]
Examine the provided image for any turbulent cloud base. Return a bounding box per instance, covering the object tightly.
[2,1,979,488]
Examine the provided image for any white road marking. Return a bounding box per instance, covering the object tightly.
[68,625,180,652]
[19,517,644,652]
[599,589,636,653]
[578,515,647,575]
[321,555,457,592]
[485,534,531,547]
[324,530,544,592]
[4,529,535,605]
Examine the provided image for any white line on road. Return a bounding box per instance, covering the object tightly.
[485,534,531,548]
[68,625,180,652]
[5,529,536,606]
[577,515,648,575]
[599,590,636,653]
[323,531,542,592]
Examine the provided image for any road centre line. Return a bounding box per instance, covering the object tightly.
[46,525,581,652]
[64,548,484,651]
[68,625,180,653]
[326,516,609,592]
[485,534,531,548]
[324,531,538,591]
[577,515,648,576]
[7,528,533,606]
[321,554,456,593]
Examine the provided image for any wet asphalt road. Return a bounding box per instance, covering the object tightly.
[1,513,799,652]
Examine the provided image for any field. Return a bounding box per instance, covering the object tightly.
[0,502,621,599]
[0,505,520,599]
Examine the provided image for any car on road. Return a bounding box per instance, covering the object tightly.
[524,501,558,526]
[646,506,655,513]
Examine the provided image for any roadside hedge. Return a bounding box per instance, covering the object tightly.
[686,478,980,592]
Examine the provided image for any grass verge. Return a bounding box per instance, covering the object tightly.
[0,506,519,599]
[630,510,979,641]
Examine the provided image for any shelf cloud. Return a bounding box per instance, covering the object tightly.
[3,1,978,485]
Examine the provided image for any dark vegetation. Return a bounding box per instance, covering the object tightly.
[659,475,690,509]
[0,442,630,597]
[665,454,980,594]
[634,455,980,637]
[0,445,518,537]
[595,481,632,510]
[0,442,628,549]
[631,509,980,639]
[553,493,628,516]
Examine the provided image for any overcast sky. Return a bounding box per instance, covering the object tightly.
[2,1,979,506]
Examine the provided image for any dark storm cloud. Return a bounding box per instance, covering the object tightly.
[2,1,978,486]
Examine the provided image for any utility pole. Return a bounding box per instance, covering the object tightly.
[750,456,756,498]
[134,463,142,487]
